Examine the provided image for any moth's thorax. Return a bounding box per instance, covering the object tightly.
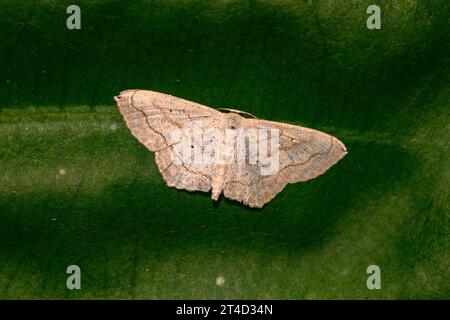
[225,113,244,130]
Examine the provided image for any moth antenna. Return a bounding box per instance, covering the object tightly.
[217,108,258,119]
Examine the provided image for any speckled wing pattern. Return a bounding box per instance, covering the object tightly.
[115,90,224,193]
[115,89,347,208]
[223,119,347,208]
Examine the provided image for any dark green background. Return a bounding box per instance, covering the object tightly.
[0,0,448,299]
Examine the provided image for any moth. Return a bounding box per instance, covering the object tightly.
[114,90,347,208]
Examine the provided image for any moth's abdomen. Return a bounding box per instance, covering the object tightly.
[211,164,229,201]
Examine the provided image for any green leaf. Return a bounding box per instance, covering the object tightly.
[0,0,448,299]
